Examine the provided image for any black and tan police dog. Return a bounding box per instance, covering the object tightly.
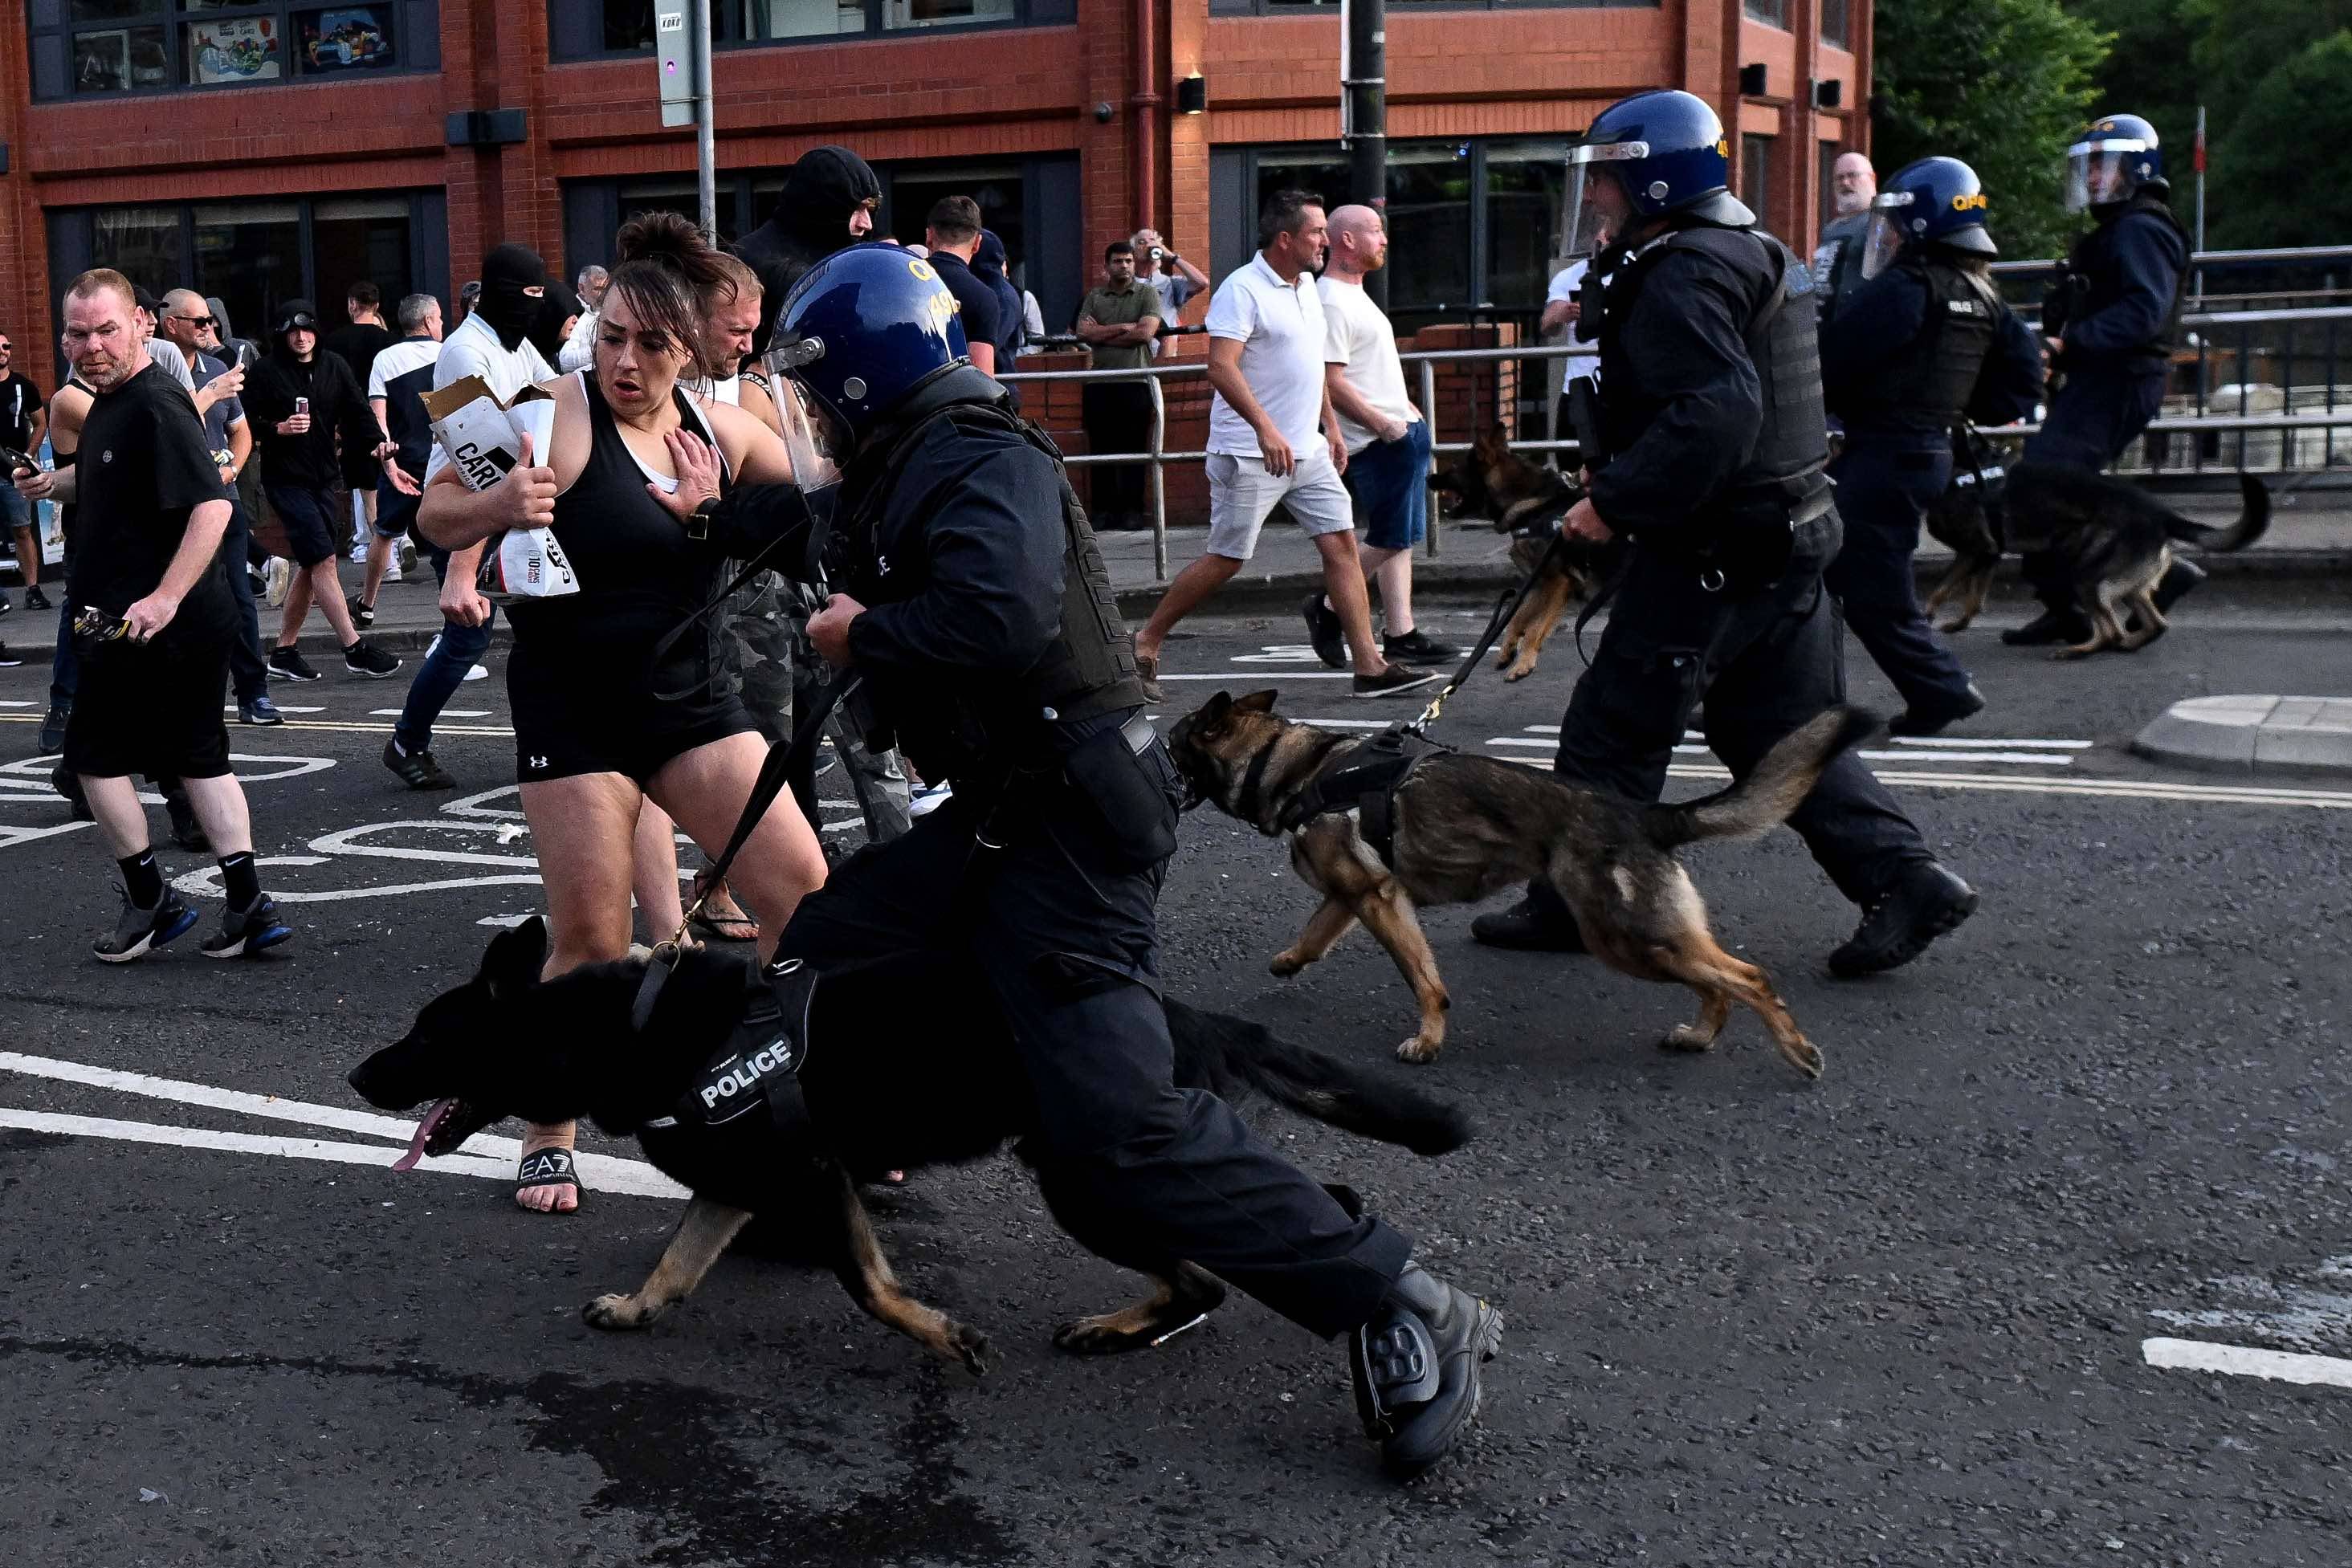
[1924,447,2270,652]
[349,918,1469,1373]
[1429,423,1620,682]
[1168,691,1881,1077]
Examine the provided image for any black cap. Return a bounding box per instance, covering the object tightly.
[132,285,163,315]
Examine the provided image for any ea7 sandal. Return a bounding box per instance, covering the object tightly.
[516,1146,581,1212]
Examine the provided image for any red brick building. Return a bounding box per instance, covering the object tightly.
[0,1,1869,408]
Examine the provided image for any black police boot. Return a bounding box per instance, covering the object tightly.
[1469,886,1585,953]
[1886,682,1986,739]
[1828,862,1978,978]
[2127,557,2207,639]
[2001,606,2092,647]
[1351,1261,1504,1480]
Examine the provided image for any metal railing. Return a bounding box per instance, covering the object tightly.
[1001,329,2352,578]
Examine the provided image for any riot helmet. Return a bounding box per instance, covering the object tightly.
[2065,113,2165,212]
[1565,89,1752,257]
[1860,156,1999,279]
[768,242,970,448]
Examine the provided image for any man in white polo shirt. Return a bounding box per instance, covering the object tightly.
[1133,190,1434,700]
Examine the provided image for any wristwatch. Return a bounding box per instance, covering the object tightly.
[684,494,720,541]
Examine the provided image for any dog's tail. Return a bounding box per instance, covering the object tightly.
[2162,471,2272,553]
[1164,996,1472,1156]
[1642,705,1881,849]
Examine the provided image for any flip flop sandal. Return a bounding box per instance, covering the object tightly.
[687,870,760,943]
[516,1146,582,1211]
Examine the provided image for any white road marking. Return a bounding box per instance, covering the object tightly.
[0,715,516,739]
[0,699,35,707]
[1229,644,1333,665]
[2142,1338,2352,1391]
[1160,672,1355,682]
[224,704,325,714]
[0,821,94,849]
[371,708,489,718]
[175,865,545,903]
[476,912,539,927]
[1481,736,2074,767]
[1481,753,2352,810]
[1520,723,2093,749]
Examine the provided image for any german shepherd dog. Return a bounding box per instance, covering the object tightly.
[349,918,1469,1373]
[1923,444,2271,653]
[1167,691,1881,1077]
[1429,423,1620,682]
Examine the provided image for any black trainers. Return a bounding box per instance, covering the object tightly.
[1469,894,1587,953]
[383,738,455,790]
[203,893,293,959]
[1383,629,1461,664]
[1886,682,1986,739]
[39,703,70,755]
[1302,593,1347,670]
[343,637,402,678]
[0,641,20,668]
[94,885,199,963]
[2001,607,2091,647]
[352,599,377,630]
[1351,1261,1504,1480]
[270,646,323,682]
[1351,662,1441,699]
[165,788,210,853]
[0,592,11,617]
[25,584,51,611]
[1828,862,1979,977]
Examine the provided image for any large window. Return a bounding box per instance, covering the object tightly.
[550,0,1046,57]
[1742,134,1772,224]
[1820,0,1850,47]
[1743,0,1789,25]
[26,2,434,100]
[52,191,444,346]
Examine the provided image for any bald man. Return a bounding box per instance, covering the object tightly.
[1813,152,1878,327]
[1307,204,1457,665]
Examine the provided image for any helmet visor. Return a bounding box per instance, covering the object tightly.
[1564,140,1649,259]
[772,371,842,491]
[1857,198,1912,281]
[2065,141,2146,211]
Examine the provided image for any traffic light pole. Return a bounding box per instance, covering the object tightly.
[1343,0,1388,308]
[692,0,717,242]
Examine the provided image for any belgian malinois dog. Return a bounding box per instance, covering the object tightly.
[1168,691,1881,1077]
[1924,449,2270,651]
[1429,423,1620,682]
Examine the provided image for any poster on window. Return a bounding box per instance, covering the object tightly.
[190,18,284,85]
[71,31,129,93]
[300,7,395,72]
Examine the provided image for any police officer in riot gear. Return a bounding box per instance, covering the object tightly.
[1472,89,1977,977]
[2006,112,2198,646]
[1821,156,2043,735]
[748,246,1502,1480]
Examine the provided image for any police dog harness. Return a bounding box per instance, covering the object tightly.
[639,957,821,1135]
[1259,725,1453,868]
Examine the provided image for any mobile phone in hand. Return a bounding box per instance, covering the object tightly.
[0,446,37,476]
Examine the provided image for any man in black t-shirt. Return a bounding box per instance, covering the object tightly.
[922,195,1005,377]
[10,271,291,964]
[0,330,47,617]
[323,281,403,613]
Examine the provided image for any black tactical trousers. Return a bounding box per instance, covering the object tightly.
[1535,519,1934,910]
[1823,436,1975,715]
[775,717,1411,1340]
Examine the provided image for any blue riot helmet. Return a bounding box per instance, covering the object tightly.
[2065,113,2165,212]
[1564,89,1753,257]
[1858,156,1999,280]
[767,242,971,448]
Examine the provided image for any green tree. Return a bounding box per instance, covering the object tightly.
[2207,30,2352,246]
[1873,0,2111,259]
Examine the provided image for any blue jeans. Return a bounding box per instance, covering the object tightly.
[392,544,495,754]
[221,499,270,703]
[1342,419,1433,550]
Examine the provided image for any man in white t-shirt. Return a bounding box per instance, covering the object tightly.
[1132,191,1434,700]
[1307,205,1457,670]
[1540,226,1605,450]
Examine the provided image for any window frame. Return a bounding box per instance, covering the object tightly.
[26,1,435,104]
[1210,0,1657,14]
[547,0,1053,61]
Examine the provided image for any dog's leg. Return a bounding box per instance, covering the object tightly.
[1270,895,1359,978]
[583,1196,755,1331]
[2057,592,2124,660]
[1506,576,1577,682]
[1655,935,1821,1079]
[819,1160,994,1375]
[1351,886,1452,1065]
[1054,1261,1229,1355]
[2119,584,2167,650]
[1660,990,1734,1055]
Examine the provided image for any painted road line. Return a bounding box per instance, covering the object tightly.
[223,704,325,714]
[0,1107,689,1199]
[1521,723,2093,750]
[1160,672,1356,682]
[0,714,518,738]
[1486,736,2073,768]
[372,707,489,718]
[1487,753,2352,809]
[2142,1338,2352,1390]
[0,699,35,707]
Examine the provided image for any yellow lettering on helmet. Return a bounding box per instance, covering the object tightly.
[1715,137,1730,159]
[908,259,936,283]
[1950,191,1987,212]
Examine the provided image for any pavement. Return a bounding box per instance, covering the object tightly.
[4,600,2352,1564]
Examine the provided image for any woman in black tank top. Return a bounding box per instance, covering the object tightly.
[416,216,830,1213]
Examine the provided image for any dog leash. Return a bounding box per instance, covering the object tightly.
[1404,524,1575,735]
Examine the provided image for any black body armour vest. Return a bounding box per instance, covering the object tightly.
[839,395,1146,775]
[2065,191,2191,362]
[1598,225,1830,518]
[1839,252,2000,437]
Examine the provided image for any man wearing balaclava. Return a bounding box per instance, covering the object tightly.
[381,244,555,793]
[240,298,406,681]
[731,145,881,355]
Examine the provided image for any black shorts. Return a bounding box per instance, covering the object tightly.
[266,483,339,568]
[507,639,759,786]
[63,633,233,780]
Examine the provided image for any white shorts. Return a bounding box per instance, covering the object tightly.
[1204,447,1354,560]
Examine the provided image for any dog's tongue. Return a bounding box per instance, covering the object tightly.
[392,1099,455,1172]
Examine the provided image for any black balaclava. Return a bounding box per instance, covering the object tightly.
[528,285,581,369]
[479,242,549,353]
[777,147,882,259]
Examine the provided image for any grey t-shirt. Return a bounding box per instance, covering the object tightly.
[190,348,247,458]
[147,336,199,395]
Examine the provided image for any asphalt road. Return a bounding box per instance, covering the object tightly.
[3,591,2349,1567]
